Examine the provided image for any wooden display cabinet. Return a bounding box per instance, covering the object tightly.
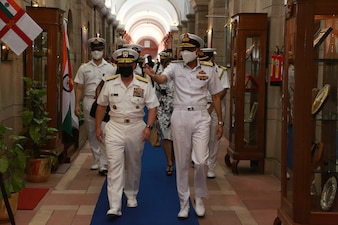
[25,7,65,157]
[225,13,267,174]
[275,0,338,224]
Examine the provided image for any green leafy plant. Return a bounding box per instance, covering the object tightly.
[0,124,26,198]
[20,77,58,163]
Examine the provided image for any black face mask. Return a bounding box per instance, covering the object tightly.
[118,66,133,77]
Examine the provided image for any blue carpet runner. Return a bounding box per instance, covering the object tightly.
[90,141,200,225]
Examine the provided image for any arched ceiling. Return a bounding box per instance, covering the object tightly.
[103,0,193,45]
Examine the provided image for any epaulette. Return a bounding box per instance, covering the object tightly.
[218,66,227,79]
[136,75,149,83]
[219,65,227,70]
[105,74,119,81]
[171,60,183,63]
[200,61,213,67]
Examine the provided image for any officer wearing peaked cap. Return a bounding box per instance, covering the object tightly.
[199,48,217,62]
[199,47,230,179]
[123,43,144,53]
[144,33,224,219]
[179,33,205,49]
[88,37,106,50]
[123,44,145,76]
[96,48,159,217]
[74,36,116,176]
[153,51,169,74]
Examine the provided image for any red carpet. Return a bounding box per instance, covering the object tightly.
[17,188,49,210]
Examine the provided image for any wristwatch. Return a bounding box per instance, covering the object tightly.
[145,124,153,129]
[218,121,224,126]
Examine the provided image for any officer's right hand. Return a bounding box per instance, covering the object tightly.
[144,64,155,78]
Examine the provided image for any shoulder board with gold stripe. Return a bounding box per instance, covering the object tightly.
[136,75,149,83]
[218,66,227,79]
[200,61,213,67]
[219,65,227,70]
[106,74,119,81]
[171,60,183,63]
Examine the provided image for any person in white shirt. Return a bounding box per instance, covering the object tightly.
[74,37,116,176]
[144,33,224,219]
[123,43,144,76]
[199,48,230,179]
[95,48,159,217]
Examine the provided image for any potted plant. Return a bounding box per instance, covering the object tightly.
[20,77,58,183]
[0,124,26,221]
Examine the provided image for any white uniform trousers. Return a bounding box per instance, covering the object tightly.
[105,119,145,210]
[83,96,107,170]
[208,109,221,171]
[171,109,211,208]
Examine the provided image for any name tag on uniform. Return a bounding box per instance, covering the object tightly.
[133,87,144,98]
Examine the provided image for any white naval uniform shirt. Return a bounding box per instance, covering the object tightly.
[74,59,117,97]
[162,61,224,106]
[134,64,143,76]
[97,73,159,118]
[206,63,230,115]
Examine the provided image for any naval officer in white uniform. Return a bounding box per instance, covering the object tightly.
[95,48,159,217]
[144,33,224,219]
[74,36,116,176]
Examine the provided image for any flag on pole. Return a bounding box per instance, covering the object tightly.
[0,0,42,55]
[62,19,79,136]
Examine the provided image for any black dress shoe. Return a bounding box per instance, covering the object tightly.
[99,169,108,176]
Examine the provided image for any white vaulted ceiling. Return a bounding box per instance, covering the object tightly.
[102,0,193,45]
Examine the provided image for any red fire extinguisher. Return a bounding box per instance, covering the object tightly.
[270,47,283,86]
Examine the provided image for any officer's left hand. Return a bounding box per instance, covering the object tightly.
[142,127,151,141]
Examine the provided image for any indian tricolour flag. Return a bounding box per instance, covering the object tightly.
[62,19,78,135]
[0,0,42,55]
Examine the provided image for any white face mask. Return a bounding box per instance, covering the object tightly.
[91,50,103,60]
[181,50,197,64]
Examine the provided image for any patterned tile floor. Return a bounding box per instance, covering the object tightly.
[2,137,280,225]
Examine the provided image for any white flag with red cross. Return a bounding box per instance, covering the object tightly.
[0,0,42,55]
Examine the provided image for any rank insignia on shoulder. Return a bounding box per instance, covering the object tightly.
[136,75,149,83]
[200,61,213,67]
[106,74,119,81]
[219,65,227,70]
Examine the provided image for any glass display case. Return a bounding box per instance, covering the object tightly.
[276,0,338,224]
[225,13,267,174]
[25,7,65,157]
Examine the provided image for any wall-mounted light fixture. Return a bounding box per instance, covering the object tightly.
[23,0,39,7]
[1,42,12,61]
[31,1,39,7]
